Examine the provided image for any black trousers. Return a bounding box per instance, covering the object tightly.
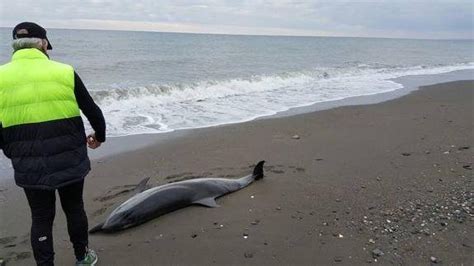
[24,180,88,266]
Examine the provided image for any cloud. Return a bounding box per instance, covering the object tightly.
[1,0,472,39]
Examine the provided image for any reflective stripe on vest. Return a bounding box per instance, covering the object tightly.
[0,48,80,128]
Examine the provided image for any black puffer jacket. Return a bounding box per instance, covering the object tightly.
[0,72,105,190]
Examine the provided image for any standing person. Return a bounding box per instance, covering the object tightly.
[0,22,106,266]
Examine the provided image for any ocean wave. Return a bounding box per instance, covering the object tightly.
[86,62,474,137]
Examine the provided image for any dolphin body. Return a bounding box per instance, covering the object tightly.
[90,161,265,233]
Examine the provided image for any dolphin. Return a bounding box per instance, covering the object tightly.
[89,160,265,233]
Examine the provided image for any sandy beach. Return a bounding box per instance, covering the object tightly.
[1,80,472,265]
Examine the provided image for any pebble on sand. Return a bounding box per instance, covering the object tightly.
[244,252,254,258]
[251,219,260,225]
[372,248,384,258]
[292,135,300,139]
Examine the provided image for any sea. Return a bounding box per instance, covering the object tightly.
[0,28,473,138]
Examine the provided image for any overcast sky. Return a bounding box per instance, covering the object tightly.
[0,0,472,39]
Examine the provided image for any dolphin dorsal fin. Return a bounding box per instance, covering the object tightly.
[193,197,220,208]
[134,177,151,194]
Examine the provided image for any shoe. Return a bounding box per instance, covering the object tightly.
[76,249,98,266]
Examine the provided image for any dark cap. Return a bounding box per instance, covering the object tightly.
[12,22,52,50]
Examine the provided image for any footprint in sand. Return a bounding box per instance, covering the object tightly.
[92,202,115,217]
[4,251,32,263]
[94,188,135,202]
[94,179,154,202]
[165,172,193,180]
[295,167,306,173]
[0,236,17,245]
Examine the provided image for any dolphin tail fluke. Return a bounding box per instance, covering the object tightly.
[89,222,105,234]
[253,161,265,180]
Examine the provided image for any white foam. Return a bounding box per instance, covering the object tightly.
[86,63,474,137]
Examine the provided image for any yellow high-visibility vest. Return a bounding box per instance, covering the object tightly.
[0,48,80,128]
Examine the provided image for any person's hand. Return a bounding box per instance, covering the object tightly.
[87,133,102,149]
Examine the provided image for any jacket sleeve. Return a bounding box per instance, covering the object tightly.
[74,72,106,142]
[0,125,3,150]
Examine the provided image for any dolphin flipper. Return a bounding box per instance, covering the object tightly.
[194,197,220,208]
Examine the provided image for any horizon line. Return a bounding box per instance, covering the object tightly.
[1,25,472,42]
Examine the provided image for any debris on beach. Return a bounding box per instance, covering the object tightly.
[401,152,411,156]
[430,256,438,263]
[214,223,225,229]
[292,134,300,140]
[371,248,384,258]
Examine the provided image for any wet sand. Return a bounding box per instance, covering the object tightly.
[1,80,472,265]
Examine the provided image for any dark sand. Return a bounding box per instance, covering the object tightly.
[1,81,472,265]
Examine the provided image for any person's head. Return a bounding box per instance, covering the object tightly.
[12,22,52,55]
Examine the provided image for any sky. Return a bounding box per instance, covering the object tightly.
[0,0,472,39]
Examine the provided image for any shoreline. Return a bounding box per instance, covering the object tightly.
[1,79,472,265]
[69,69,474,160]
[0,70,471,170]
